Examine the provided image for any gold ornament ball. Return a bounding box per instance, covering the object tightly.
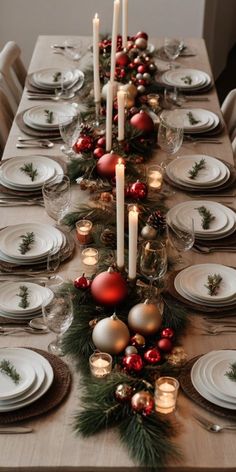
[131,390,154,415]
[141,224,157,240]
[92,314,130,354]
[119,82,138,98]
[128,300,162,336]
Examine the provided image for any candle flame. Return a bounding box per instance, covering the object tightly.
[118,158,123,165]
[128,204,139,213]
[95,13,99,19]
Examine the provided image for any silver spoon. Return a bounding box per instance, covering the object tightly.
[16,142,54,149]
[29,317,47,331]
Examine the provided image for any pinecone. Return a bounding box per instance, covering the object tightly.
[80,124,94,136]
[147,210,166,235]
[100,228,116,248]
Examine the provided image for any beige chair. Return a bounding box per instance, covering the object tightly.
[0,89,14,157]
[221,89,236,141]
[0,41,26,114]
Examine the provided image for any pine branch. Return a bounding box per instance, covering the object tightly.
[187,111,201,125]
[53,71,61,82]
[18,231,35,254]
[181,75,192,85]
[0,359,21,384]
[204,273,222,296]
[188,158,206,179]
[225,362,236,382]
[44,109,54,123]
[20,162,38,181]
[196,206,215,230]
[17,285,30,309]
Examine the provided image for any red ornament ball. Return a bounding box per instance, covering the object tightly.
[130,110,154,134]
[96,152,123,179]
[116,51,130,67]
[144,347,161,365]
[135,31,149,41]
[96,136,106,148]
[161,327,175,340]
[73,135,94,153]
[137,64,147,74]
[91,267,127,305]
[122,353,144,373]
[74,273,90,289]
[129,180,148,199]
[93,147,105,159]
[131,391,154,416]
[130,333,146,348]
[115,383,134,402]
[157,338,173,353]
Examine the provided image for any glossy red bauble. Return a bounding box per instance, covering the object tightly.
[161,327,175,340]
[93,147,105,159]
[96,137,106,148]
[137,64,147,74]
[74,273,90,289]
[157,338,173,353]
[135,31,148,41]
[122,353,144,373]
[91,268,127,305]
[116,51,130,67]
[129,180,148,199]
[130,110,154,134]
[73,135,94,153]
[96,152,123,179]
[144,347,161,364]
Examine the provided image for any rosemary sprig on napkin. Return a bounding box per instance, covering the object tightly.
[20,162,38,182]
[44,109,54,124]
[187,111,201,125]
[53,71,61,82]
[204,273,222,296]
[0,359,21,384]
[225,362,236,382]
[17,285,30,309]
[196,206,215,229]
[188,158,206,179]
[18,231,35,255]
[181,75,192,85]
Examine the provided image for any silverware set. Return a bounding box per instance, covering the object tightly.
[184,135,223,144]
[0,325,48,335]
[0,196,44,207]
[193,413,236,432]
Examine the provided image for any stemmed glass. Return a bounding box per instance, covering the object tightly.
[139,241,168,298]
[42,174,71,224]
[166,216,195,267]
[42,290,73,356]
[158,110,184,169]
[163,38,182,68]
[58,113,81,157]
[63,39,83,62]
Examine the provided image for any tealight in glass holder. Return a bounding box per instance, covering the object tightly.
[76,220,93,245]
[89,352,112,378]
[147,93,160,113]
[81,248,99,266]
[147,165,164,192]
[155,376,180,414]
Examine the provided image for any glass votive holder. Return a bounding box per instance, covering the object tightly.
[147,93,160,113]
[81,248,99,266]
[155,376,180,414]
[89,352,112,378]
[76,220,93,245]
[147,165,164,191]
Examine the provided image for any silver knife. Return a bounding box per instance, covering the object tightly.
[0,426,33,434]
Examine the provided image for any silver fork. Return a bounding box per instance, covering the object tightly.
[202,327,236,335]
[193,413,236,432]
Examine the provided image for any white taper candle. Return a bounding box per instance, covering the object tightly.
[105,81,113,151]
[117,90,125,141]
[110,0,120,83]
[115,159,125,268]
[93,13,101,103]
[122,0,128,50]
[128,206,139,279]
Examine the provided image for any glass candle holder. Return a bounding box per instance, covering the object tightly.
[76,220,93,245]
[147,165,164,191]
[81,248,99,266]
[147,93,160,113]
[155,376,179,414]
[89,352,112,378]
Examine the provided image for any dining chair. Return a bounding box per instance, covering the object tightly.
[0,41,26,114]
[221,88,236,141]
[0,88,14,157]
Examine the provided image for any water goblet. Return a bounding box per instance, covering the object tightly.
[42,174,71,224]
[166,216,195,267]
[58,113,81,157]
[42,290,73,356]
[158,109,183,169]
[139,241,167,298]
[163,38,182,68]
[63,39,83,62]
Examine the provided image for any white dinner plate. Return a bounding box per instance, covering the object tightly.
[0,156,63,188]
[161,68,211,90]
[165,108,219,132]
[0,353,35,400]
[201,352,236,401]
[166,155,227,186]
[23,103,78,130]
[31,68,84,91]
[33,68,74,88]
[0,282,53,314]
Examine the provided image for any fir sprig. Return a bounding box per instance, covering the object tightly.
[53,71,61,82]
[181,75,192,85]
[225,362,236,382]
[0,359,21,384]
[188,158,206,179]
[187,111,201,125]
[18,231,35,254]
[17,285,30,309]
[196,205,215,229]
[44,109,54,123]
[20,162,38,182]
[204,273,222,296]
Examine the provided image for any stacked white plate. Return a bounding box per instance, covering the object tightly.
[23,103,78,131]
[191,350,236,409]
[166,155,230,190]
[162,108,219,134]
[0,223,65,266]
[31,68,84,91]
[0,156,64,192]
[161,68,212,91]
[0,348,53,412]
[0,281,53,320]
[174,263,236,308]
[167,200,236,240]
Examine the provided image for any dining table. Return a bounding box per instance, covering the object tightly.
[0,35,236,472]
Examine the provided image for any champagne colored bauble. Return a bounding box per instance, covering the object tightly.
[131,391,154,416]
[122,353,144,372]
[119,82,138,98]
[96,152,123,178]
[91,267,127,305]
[141,224,157,240]
[128,299,162,336]
[130,110,154,134]
[115,383,134,402]
[125,345,138,355]
[101,81,119,101]
[92,314,130,354]
[116,51,130,67]
[135,37,148,50]
[130,333,146,348]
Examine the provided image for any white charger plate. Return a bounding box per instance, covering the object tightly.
[33,68,74,88]
[0,156,63,188]
[0,282,53,314]
[0,353,36,400]
[23,103,78,130]
[162,68,211,89]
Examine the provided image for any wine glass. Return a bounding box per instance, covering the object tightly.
[63,39,83,61]
[166,216,195,267]
[139,241,167,298]
[42,174,71,224]
[42,290,73,356]
[163,38,182,68]
[158,110,183,169]
[58,113,81,157]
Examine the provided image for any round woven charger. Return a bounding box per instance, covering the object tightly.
[0,348,71,424]
[180,355,236,420]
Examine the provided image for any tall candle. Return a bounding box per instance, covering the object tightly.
[117,90,126,141]
[122,0,128,50]
[93,13,100,103]
[115,159,125,268]
[128,206,138,279]
[110,0,120,83]
[106,81,113,151]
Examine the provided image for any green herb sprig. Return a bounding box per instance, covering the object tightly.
[0,359,21,384]
[20,162,38,182]
[204,273,222,296]
[181,75,192,85]
[225,362,236,382]
[44,109,54,124]
[17,285,30,309]
[18,231,35,255]
[196,205,215,229]
[188,158,206,179]
[53,71,61,82]
[187,111,201,125]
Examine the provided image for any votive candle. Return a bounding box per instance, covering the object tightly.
[147,165,163,191]
[93,13,101,103]
[155,377,179,414]
[89,352,112,378]
[76,220,93,245]
[115,158,125,268]
[81,248,99,266]
[110,0,120,83]
[128,205,139,279]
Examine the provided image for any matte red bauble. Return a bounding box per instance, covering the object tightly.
[73,135,94,153]
[116,51,130,67]
[161,327,175,340]
[130,110,154,134]
[157,338,173,353]
[93,147,105,159]
[128,299,162,336]
[129,180,148,200]
[96,152,123,178]
[91,267,127,305]
[92,313,130,354]
[144,347,161,364]
[74,273,90,289]
[131,391,154,416]
[135,31,148,41]
[97,136,106,148]
[122,353,144,372]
